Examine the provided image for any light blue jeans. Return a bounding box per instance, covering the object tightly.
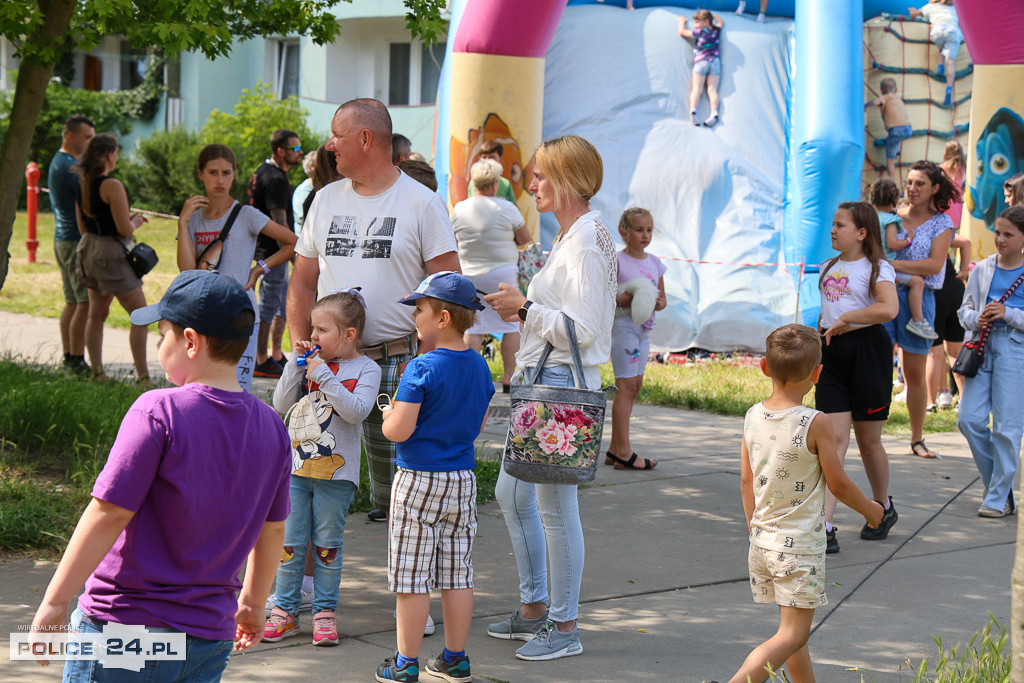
[957,325,1024,512]
[63,608,232,682]
[496,364,585,623]
[275,476,356,614]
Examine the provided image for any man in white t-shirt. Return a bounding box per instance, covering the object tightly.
[288,98,460,522]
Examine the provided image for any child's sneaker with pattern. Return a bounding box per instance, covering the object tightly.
[262,606,300,643]
[424,653,472,683]
[311,610,339,646]
[375,654,419,682]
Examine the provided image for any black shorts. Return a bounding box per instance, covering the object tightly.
[816,324,893,421]
[931,272,966,346]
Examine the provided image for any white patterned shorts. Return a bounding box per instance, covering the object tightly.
[748,545,827,609]
[388,468,477,594]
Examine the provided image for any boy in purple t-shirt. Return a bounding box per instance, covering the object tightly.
[30,270,291,680]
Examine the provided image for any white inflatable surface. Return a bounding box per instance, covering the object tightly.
[541,5,797,352]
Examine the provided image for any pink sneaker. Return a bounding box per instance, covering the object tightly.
[262,606,299,643]
[311,610,339,646]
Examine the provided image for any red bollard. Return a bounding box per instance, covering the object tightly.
[25,162,40,264]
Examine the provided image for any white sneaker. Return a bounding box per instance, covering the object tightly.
[393,609,435,636]
[936,390,953,409]
[735,0,746,13]
[266,588,314,613]
[756,12,765,22]
[894,389,907,404]
[905,319,939,340]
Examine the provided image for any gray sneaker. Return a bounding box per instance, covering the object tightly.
[514,620,583,661]
[905,319,939,340]
[486,609,548,641]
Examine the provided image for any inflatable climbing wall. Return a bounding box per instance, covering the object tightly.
[861,14,972,194]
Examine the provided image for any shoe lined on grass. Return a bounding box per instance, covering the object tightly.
[486,609,548,641]
[424,653,472,683]
[312,610,339,646]
[262,606,300,643]
[861,496,897,540]
[376,654,419,682]
[936,390,953,409]
[515,620,583,661]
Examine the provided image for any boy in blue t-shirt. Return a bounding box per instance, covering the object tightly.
[375,271,495,683]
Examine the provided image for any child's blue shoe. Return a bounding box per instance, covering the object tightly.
[424,653,472,683]
[944,86,953,106]
[936,62,945,78]
[376,654,419,682]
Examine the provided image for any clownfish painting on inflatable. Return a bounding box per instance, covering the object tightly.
[966,108,1024,229]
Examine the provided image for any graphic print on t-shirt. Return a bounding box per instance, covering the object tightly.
[325,214,398,259]
[293,365,360,480]
[821,267,852,303]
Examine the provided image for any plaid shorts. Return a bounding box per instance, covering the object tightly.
[388,468,477,594]
[748,545,827,609]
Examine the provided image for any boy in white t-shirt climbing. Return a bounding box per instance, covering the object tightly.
[723,324,883,683]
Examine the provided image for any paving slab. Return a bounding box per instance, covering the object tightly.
[0,309,1017,681]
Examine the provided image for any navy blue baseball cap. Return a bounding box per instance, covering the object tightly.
[131,270,255,340]
[398,271,486,311]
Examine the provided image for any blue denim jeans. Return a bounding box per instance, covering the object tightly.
[884,284,936,356]
[257,261,288,323]
[957,325,1024,511]
[496,364,586,622]
[63,608,232,682]
[275,476,357,614]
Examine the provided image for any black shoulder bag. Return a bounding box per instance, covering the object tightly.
[952,269,1024,378]
[196,203,243,271]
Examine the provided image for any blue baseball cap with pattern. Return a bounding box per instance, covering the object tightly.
[131,270,255,340]
[398,271,486,311]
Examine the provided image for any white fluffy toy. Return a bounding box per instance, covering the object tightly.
[617,276,658,327]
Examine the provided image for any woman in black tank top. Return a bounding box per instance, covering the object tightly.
[75,134,151,385]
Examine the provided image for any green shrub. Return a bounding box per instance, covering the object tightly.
[120,126,204,213]
[119,81,325,213]
[199,81,323,195]
[902,615,1010,683]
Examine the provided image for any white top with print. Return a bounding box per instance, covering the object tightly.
[744,403,826,554]
[297,172,457,345]
[818,257,895,330]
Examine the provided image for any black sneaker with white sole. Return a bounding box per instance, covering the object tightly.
[860,496,897,540]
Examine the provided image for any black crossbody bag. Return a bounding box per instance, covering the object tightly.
[196,203,243,271]
[952,269,1024,378]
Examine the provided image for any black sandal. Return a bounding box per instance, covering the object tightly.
[604,450,617,466]
[610,451,657,470]
[910,440,937,459]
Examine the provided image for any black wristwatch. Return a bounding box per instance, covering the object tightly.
[517,300,533,322]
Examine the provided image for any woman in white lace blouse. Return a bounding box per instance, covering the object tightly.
[483,135,616,661]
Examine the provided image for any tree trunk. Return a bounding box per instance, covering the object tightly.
[0,0,76,292]
[1013,511,1024,681]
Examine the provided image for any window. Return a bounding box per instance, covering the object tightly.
[420,43,445,104]
[120,41,148,90]
[389,43,411,106]
[277,41,299,99]
[389,42,446,106]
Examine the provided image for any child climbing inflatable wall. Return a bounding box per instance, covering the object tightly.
[437,0,913,351]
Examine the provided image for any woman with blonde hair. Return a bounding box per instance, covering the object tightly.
[483,135,616,661]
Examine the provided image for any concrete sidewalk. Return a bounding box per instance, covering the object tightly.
[0,310,1014,682]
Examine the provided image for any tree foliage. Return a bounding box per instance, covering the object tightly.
[0,0,447,290]
[120,83,325,213]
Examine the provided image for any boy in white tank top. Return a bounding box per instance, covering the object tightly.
[726,324,884,683]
